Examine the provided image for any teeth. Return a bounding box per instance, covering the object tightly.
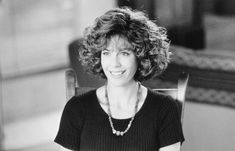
[110,71,124,75]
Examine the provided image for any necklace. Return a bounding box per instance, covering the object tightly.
[105,82,141,136]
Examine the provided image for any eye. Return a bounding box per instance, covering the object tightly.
[121,51,130,56]
[101,50,109,56]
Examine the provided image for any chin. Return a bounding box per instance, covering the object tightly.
[107,78,135,87]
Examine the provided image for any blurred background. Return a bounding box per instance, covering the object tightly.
[0,0,235,150]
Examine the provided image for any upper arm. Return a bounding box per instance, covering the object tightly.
[159,142,181,151]
[54,96,84,150]
[158,96,185,147]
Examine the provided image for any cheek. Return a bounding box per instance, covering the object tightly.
[126,58,138,73]
[132,62,138,74]
[100,56,107,69]
[100,59,108,77]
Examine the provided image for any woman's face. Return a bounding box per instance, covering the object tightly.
[101,35,137,86]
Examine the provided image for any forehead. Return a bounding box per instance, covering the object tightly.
[106,35,133,51]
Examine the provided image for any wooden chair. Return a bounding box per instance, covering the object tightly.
[65,69,189,124]
[152,72,189,124]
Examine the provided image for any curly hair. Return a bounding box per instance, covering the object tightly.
[79,7,171,81]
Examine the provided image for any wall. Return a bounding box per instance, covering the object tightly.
[0,0,116,150]
[74,0,117,36]
[0,0,72,79]
[156,0,193,26]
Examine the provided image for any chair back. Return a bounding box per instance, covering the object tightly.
[152,72,189,124]
[65,69,189,124]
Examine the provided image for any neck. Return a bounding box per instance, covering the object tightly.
[106,81,139,107]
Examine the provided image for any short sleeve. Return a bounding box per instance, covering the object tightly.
[158,96,185,148]
[54,96,84,150]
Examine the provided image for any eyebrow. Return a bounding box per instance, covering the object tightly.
[103,47,133,52]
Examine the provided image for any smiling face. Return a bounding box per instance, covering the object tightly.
[101,35,137,86]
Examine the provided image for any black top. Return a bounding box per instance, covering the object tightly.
[54,89,184,151]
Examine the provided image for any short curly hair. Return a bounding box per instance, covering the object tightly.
[79,7,171,82]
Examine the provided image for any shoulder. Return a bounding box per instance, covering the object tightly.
[65,89,97,112]
[147,89,178,111]
[147,90,181,125]
[147,89,175,104]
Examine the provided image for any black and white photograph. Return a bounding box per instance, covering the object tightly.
[0,0,235,151]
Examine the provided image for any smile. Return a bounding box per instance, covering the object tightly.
[110,71,125,76]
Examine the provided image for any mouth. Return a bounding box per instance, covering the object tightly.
[109,70,125,76]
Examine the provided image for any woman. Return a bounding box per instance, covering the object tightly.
[55,7,184,151]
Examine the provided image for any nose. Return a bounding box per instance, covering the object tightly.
[110,53,121,67]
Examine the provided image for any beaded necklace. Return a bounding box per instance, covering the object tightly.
[105,82,141,136]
